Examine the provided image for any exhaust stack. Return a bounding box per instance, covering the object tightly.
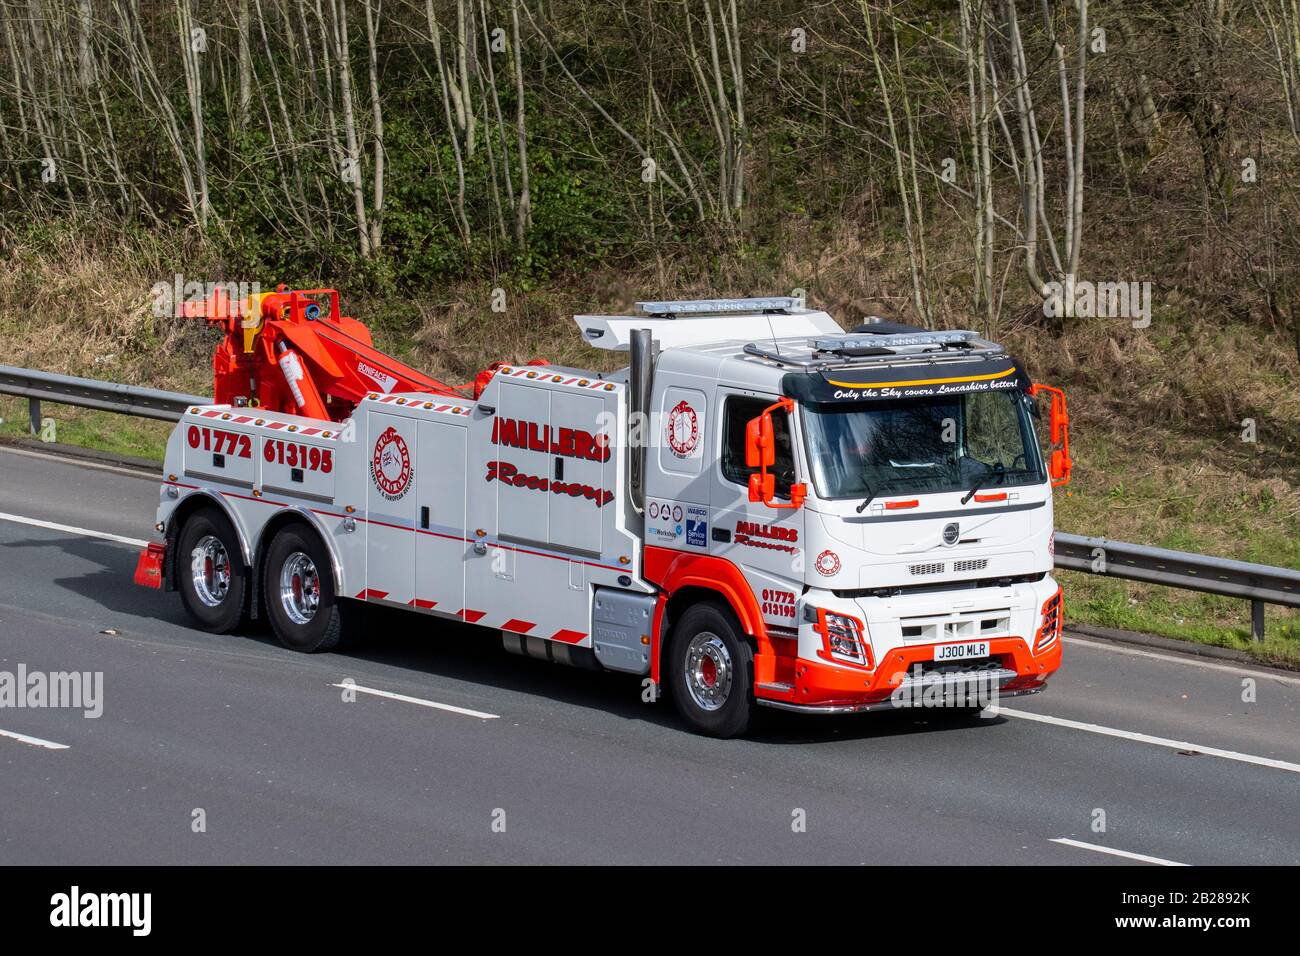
[629,327,653,516]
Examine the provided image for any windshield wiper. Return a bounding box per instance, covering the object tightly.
[855,476,912,513]
[855,481,881,513]
[961,465,1005,505]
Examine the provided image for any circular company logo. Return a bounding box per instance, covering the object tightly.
[371,426,412,500]
[814,550,842,577]
[648,501,660,519]
[672,505,683,522]
[666,400,700,458]
[942,522,960,546]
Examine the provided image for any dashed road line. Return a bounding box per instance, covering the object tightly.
[0,511,149,548]
[1051,838,1188,867]
[0,727,71,750]
[1000,707,1300,774]
[332,682,499,720]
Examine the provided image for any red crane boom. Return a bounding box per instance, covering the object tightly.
[183,285,468,422]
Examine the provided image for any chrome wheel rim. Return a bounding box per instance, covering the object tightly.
[685,632,732,712]
[190,534,231,607]
[279,551,320,625]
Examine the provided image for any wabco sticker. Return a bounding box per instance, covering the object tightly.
[685,506,708,548]
[371,426,412,500]
[666,400,700,458]
[814,550,841,576]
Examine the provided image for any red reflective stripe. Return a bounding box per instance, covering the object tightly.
[356,588,389,600]
[501,618,535,634]
[884,499,919,510]
[973,492,1008,502]
[460,609,486,623]
[409,599,437,610]
[551,629,586,644]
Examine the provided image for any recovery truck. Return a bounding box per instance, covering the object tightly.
[135,290,1072,737]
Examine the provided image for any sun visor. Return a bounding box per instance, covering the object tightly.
[782,356,1030,403]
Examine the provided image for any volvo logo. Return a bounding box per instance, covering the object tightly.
[942,522,960,546]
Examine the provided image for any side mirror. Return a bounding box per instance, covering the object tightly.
[1029,383,1073,488]
[1048,449,1069,484]
[745,414,774,468]
[744,398,804,510]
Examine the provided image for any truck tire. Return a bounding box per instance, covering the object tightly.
[177,507,248,634]
[262,524,345,653]
[668,601,755,738]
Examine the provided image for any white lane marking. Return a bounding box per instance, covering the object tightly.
[1050,838,1189,867]
[999,707,1300,774]
[331,683,499,720]
[0,511,149,548]
[0,727,70,750]
[0,444,159,481]
[1065,635,1300,687]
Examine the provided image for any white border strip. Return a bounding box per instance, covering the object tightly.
[1000,707,1300,774]
[1064,635,1300,687]
[0,511,149,548]
[332,683,499,720]
[1051,838,1188,866]
[0,444,159,481]
[0,727,70,750]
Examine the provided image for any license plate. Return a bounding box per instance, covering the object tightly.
[933,641,990,662]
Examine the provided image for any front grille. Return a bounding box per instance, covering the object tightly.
[909,562,944,576]
[915,657,1003,676]
[953,558,988,573]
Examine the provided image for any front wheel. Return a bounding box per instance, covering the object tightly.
[263,525,346,653]
[668,602,755,738]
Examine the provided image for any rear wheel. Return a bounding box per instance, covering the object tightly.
[177,507,248,633]
[668,602,755,738]
[263,525,345,653]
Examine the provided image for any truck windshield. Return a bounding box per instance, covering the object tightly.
[800,390,1045,500]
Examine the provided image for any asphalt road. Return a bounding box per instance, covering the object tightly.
[1,444,1298,865]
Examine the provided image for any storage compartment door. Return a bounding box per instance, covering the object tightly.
[493,382,551,547]
[365,412,417,603]
[548,390,609,556]
[414,419,467,614]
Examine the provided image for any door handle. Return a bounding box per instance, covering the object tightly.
[712,527,731,542]
[420,506,429,530]
[554,457,564,480]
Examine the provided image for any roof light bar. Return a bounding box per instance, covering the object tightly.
[810,330,978,351]
[635,296,801,316]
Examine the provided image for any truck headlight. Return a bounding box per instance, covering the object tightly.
[813,608,874,669]
[1034,587,1063,653]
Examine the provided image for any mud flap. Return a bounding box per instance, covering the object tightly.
[133,542,167,589]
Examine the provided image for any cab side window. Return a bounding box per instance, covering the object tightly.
[721,396,794,497]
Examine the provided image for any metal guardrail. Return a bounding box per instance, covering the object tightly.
[1055,533,1300,641]
[1,366,1296,641]
[0,364,208,427]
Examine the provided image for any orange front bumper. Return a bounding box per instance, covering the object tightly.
[756,635,1062,713]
